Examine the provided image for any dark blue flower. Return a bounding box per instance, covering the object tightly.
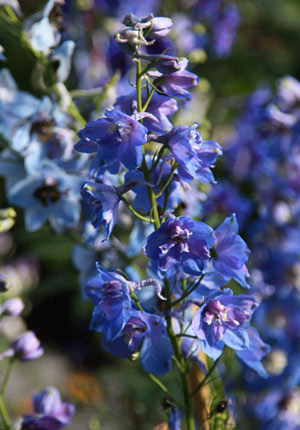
[102,310,173,375]
[212,214,251,288]
[192,289,257,360]
[144,216,216,278]
[85,265,132,342]
[75,109,147,171]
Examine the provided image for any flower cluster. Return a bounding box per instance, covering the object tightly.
[72,11,268,429]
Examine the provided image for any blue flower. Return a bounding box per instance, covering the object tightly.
[102,310,173,375]
[85,265,132,342]
[167,125,222,183]
[212,214,251,288]
[21,386,75,430]
[115,91,178,135]
[150,65,199,100]
[75,109,147,171]
[81,181,132,240]
[192,289,257,360]
[144,216,216,278]
[7,161,82,233]
[235,327,270,378]
[169,407,184,430]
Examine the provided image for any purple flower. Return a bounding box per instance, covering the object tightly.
[167,125,222,183]
[212,214,251,288]
[148,17,173,39]
[192,289,257,360]
[144,216,216,278]
[6,331,44,362]
[0,297,24,317]
[159,68,198,100]
[139,54,188,74]
[114,91,178,135]
[21,386,75,430]
[75,109,147,171]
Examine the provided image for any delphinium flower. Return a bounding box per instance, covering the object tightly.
[114,90,178,135]
[21,386,75,430]
[210,214,251,288]
[0,297,24,317]
[164,124,223,183]
[6,160,82,232]
[0,331,43,361]
[144,216,216,278]
[75,108,148,172]
[192,289,257,360]
[81,181,135,240]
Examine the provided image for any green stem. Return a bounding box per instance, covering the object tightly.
[171,275,205,307]
[130,291,144,312]
[191,356,221,396]
[149,374,184,409]
[0,359,13,396]
[155,162,178,198]
[136,58,143,113]
[122,197,154,223]
[141,87,155,112]
[164,279,195,430]
[135,57,161,230]
[0,358,13,430]
[0,395,10,430]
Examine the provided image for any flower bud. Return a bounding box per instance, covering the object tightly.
[12,331,43,361]
[147,17,173,39]
[0,297,24,317]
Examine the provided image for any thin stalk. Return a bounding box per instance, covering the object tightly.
[136,56,161,230]
[130,291,144,312]
[191,357,221,396]
[149,374,184,409]
[141,87,155,112]
[0,358,13,430]
[155,162,178,198]
[0,359,13,396]
[0,395,10,430]
[121,197,154,223]
[164,279,195,430]
[171,274,205,307]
